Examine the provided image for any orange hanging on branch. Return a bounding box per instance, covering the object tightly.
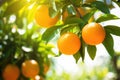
[35,5,59,28]
[2,64,20,80]
[21,60,39,78]
[82,22,106,45]
[57,32,81,55]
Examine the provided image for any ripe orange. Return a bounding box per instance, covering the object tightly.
[82,23,106,45]
[35,5,59,28]
[62,7,85,21]
[57,32,81,55]
[2,64,20,80]
[22,60,39,78]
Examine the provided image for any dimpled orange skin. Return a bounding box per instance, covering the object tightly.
[22,60,39,78]
[2,64,20,80]
[57,32,81,55]
[82,23,106,45]
[35,5,59,28]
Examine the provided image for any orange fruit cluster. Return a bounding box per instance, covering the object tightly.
[57,23,106,55]
[34,5,87,28]
[2,60,49,79]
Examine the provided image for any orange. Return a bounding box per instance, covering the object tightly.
[22,60,39,78]
[35,5,59,28]
[57,32,81,55]
[31,64,49,80]
[62,7,86,21]
[2,64,20,80]
[82,23,106,45]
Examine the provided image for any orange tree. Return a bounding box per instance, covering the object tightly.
[0,0,120,80]
[41,0,120,60]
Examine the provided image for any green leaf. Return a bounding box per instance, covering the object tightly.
[49,6,59,18]
[60,25,75,35]
[49,0,60,18]
[4,0,28,16]
[87,45,96,60]
[49,1,63,18]
[60,24,80,35]
[82,10,96,24]
[67,5,76,15]
[64,16,85,26]
[70,0,82,6]
[96,14,119,22]
[91,1,110,14]
[102,33,114,57]
[104,25,120,36]
[73,52,81,63]
[80,38,86,61]
[42,25,63,43]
